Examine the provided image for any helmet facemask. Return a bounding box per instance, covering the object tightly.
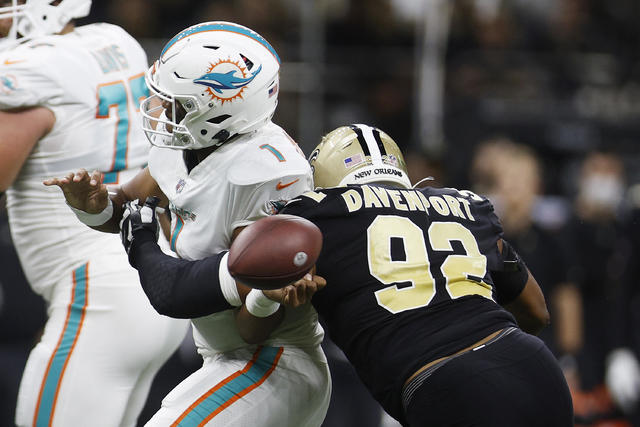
[0,1,24,49]
[0,0,91,49]
[141,65,209,150]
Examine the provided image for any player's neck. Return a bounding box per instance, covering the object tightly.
[184,134,240,172]
[195,146,217,162]
[183,146,217,173]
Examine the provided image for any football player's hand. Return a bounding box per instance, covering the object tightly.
[120,196,160,259]
[43,169,108,213]
[263,273,326,308]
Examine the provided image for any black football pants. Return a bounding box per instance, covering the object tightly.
[404,328,573,427]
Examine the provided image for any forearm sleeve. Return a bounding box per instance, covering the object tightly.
[130,236,233,318]
[490,239,529,305]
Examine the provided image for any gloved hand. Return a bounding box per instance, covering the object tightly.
[120,196,161,264]
[605,347,640,414]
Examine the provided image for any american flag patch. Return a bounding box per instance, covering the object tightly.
[344,153,364,167]
[268,83,278,98]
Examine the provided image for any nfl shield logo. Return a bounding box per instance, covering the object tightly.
[176,179,186,193]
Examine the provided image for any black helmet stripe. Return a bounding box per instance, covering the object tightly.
[349,125,370,156]
[372,128,387,156]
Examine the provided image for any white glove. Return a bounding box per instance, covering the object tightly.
[606,347,640,414]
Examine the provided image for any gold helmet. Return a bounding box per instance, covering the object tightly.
[309,124,411,189]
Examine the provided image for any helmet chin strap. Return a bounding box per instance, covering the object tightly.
[212,129,230,145]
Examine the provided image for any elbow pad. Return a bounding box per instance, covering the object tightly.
[131,240,233,318]
[490,240,529,305]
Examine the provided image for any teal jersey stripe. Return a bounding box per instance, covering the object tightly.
[259,144,285,162]
[35,263,89,427]
[176,346,282,426]
[161,22,280,64]
[103,171,118,184]
[170,215,184,252]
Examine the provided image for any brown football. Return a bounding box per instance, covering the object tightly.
[227,214,323,290]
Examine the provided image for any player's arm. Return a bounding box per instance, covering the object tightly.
[44,166,167,233]
[122,199,244,317]
[0,107,55,191]
[491,239,550,335]
[235,268,325,344]
[123,201,323,325]
[130,243,242,318]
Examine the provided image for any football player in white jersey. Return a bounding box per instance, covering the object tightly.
[0,1,189,426]
[46,22,331,426]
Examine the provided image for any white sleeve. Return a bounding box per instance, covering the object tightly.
[0,52,63,109]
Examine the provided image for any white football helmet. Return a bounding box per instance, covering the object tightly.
[309,124,412,189]
[141,21,281,150]
[0,0,91,48]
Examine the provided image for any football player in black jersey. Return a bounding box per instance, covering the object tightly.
[272,124,573,426]
[120,124,573,426]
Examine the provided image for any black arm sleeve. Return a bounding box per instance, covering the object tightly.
[129,233,233,319]
[490,239,530,305]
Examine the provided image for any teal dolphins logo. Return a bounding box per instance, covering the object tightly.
[0,74,18,93]
[194,59,262,103]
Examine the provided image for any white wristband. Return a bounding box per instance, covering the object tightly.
[245,289,280,317]
[67,198,114,226]
[219,252,242,307]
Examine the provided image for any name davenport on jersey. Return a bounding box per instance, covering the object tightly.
[281,184,518,421]
[333,184,480,221]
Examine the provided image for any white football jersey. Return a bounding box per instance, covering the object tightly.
[149,122,325,354]
[0,23,151,297]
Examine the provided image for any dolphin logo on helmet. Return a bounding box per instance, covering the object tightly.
[194,64,262,94]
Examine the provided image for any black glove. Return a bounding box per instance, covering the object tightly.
[120,196,161,266]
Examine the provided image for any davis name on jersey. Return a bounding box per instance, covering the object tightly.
[149,122,324,354]
[0,23,151,296]
[281,184,518,421]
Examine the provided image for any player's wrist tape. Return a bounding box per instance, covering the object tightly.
[67,198,113,226]
[245,289,280,317]
[219,253,241,307]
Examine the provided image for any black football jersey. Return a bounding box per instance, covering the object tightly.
[281,184,518,421]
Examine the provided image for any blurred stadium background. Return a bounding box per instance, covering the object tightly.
[2,0,640,426]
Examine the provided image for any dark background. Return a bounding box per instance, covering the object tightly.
[2,1,640,426]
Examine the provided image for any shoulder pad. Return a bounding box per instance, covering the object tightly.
[227,125,311,186]
[0,43,62,108]
[0,41,54,69]
[281,188,345,218]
